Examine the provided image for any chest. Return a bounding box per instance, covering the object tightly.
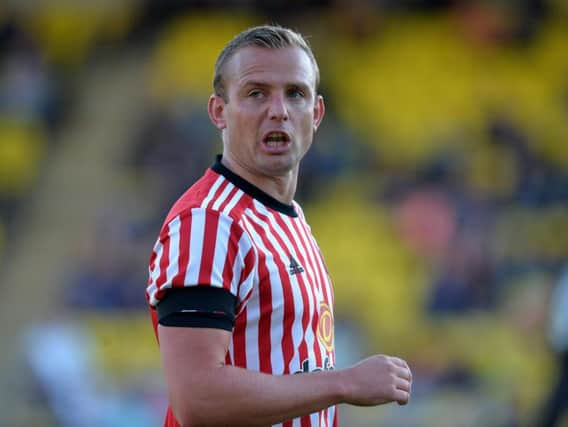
[244,213,334,319]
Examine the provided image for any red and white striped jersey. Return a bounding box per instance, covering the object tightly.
[146,157,337,427]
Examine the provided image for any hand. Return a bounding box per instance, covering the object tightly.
[341,355,412,406]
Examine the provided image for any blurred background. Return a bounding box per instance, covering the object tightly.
[0,0,567,426]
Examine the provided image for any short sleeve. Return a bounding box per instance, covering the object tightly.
[146,208,257,309]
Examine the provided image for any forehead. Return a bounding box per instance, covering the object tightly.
[223,46,316,90]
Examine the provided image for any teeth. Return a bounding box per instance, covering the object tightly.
[266,132,287,142]
[266,140,285,147]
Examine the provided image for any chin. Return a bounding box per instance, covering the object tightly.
[264,160,296,176]
[268,157,299,173]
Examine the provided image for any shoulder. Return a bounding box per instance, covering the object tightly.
[163,169,220,223]
[164,168,254,227]
[291,200,311,227]
[292,200,305,218]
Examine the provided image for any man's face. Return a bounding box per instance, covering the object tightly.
[209,46,325,182]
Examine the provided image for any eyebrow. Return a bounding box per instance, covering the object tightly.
[241,81,271,89]
[241,80,312,93]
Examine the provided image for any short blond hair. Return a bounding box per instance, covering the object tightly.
[213,24,320,101]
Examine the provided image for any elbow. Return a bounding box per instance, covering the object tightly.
[170,403,197,427]
[172,410,198,427]
[170,398,213,427]
[167,371,232,426]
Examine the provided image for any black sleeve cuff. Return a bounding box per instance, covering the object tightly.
[157,286,237,331]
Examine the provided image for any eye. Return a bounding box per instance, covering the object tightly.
[248,89,265,99]
[287,88,305,99]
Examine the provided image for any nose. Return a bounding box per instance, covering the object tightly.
[268,95,288,121]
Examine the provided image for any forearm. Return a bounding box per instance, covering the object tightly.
[170,365,345,427]
[159,327,411,426]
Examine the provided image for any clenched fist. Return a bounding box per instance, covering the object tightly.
[340,355,412,406]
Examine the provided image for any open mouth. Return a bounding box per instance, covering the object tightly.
[263,131,291,148]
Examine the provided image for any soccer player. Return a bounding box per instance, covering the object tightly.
[146,24,412,427]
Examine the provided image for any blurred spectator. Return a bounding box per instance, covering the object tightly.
[64,208,148,310]
[489,117,568,206]
[129,105,216,212]
[428,231,496,313]
[297,110,367,202]
[0,15,64,130]
[23,322,160,427]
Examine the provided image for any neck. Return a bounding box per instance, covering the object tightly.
[220,156,298,205]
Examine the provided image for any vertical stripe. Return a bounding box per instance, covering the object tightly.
[295,220,324,300]
[299,216,333,307]
[217,185,238,213]
[298,219,330,307]
[242,215,277,373]
[236,246,256,304]
[210,214,231,287]
[147,239,163,306]
[198,211,220,284]
[279,215,318,364]
[148,247,157,278]
[155,222,172,289]
[304,225,335,366]
[289,218,331,425]
[286,216,324,368]
[200,175,225,209]
[184,208,205,285]
[245,209,296,374]
[222,220,241,292]
[321,408,328,427]
[222,188,244,215]
[233,307,248,368]
[211,181,233,211]
[171,213,192,286]
[255,204,311,372]
[309,411,318,427]
[242,277,260,372]
[165,216,181,285]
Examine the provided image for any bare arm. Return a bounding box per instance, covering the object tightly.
[159,325,412,427]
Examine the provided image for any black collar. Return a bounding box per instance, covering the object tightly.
[211,155,298,217]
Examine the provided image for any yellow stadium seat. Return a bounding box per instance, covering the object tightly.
[0,119,45,197]
[148,12,256,104]
[320,14,568,168]
[20,2,137,67]
[79,312,161,384]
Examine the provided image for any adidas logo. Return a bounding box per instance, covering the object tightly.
[289,255,304,275]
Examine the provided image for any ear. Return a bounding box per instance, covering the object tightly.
[313,95,325,132]
[208,94,227,130]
